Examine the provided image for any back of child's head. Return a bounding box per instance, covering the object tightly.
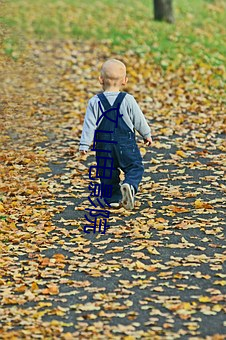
[100,59,126,87]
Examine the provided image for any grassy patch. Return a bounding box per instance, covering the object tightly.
[1,0,225,66]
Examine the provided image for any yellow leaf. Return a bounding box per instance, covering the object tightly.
[147,247,160,255]
[50,320,60,326]
[212,304,223,312]
[0,203,5,212]
[155,224,167,230]
[140,147,146,156]
[151,158,160,164]
[153,286,164,292]
[62,333,74,340]
[198,296,211,303]
[9,222,16,228]
[214,280,226,286]
[37,302,52,309]
[31,282,39,292]
[106,247,124,254]
[182,302,193,310]
[187,323,199,331]
[135,260,147,269]
[53,253,66,262]
[14,285,27,293]
[194,199,213,209]
[48,284,59,295]
[42,284,59,295]
[176,150,187,158]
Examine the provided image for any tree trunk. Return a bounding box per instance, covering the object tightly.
[153,0,174,23]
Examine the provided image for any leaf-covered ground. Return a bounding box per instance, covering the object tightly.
[0,39,225,339]
[2,0,226,68]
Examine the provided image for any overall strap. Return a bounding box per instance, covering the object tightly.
[97,93,111,111]
[112,92,127,108]
[97,92,127,111]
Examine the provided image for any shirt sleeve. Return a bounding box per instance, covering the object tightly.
[128,95,151,139]
[79,99,97,151]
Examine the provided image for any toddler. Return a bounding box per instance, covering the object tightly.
[79,59,152,209]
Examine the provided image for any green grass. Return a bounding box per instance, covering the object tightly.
[1,0,225,65]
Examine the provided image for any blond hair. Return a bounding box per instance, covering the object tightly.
[100,59,126,87]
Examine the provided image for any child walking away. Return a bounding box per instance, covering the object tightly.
[79,59,152,210]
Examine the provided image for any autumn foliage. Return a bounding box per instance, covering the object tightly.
[0,0,225,338]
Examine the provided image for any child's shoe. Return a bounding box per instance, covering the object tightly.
[120,183,135,210]
[109,202,122,208]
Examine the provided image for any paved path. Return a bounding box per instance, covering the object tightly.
[0,41,225,339]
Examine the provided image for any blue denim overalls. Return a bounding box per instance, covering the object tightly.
[94,92,144,204]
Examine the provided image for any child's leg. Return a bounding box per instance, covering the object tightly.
[118,143,144,193]
[100,167,122,204]
[117,144,144,209]
[96,150,122,204]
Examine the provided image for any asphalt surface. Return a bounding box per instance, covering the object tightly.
[1,40,225,339]
[25,123,225,339]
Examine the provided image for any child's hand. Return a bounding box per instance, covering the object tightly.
[80,150,88,155]
[144,137,152,146]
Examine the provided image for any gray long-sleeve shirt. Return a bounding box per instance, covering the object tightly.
[79,91,151,151]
